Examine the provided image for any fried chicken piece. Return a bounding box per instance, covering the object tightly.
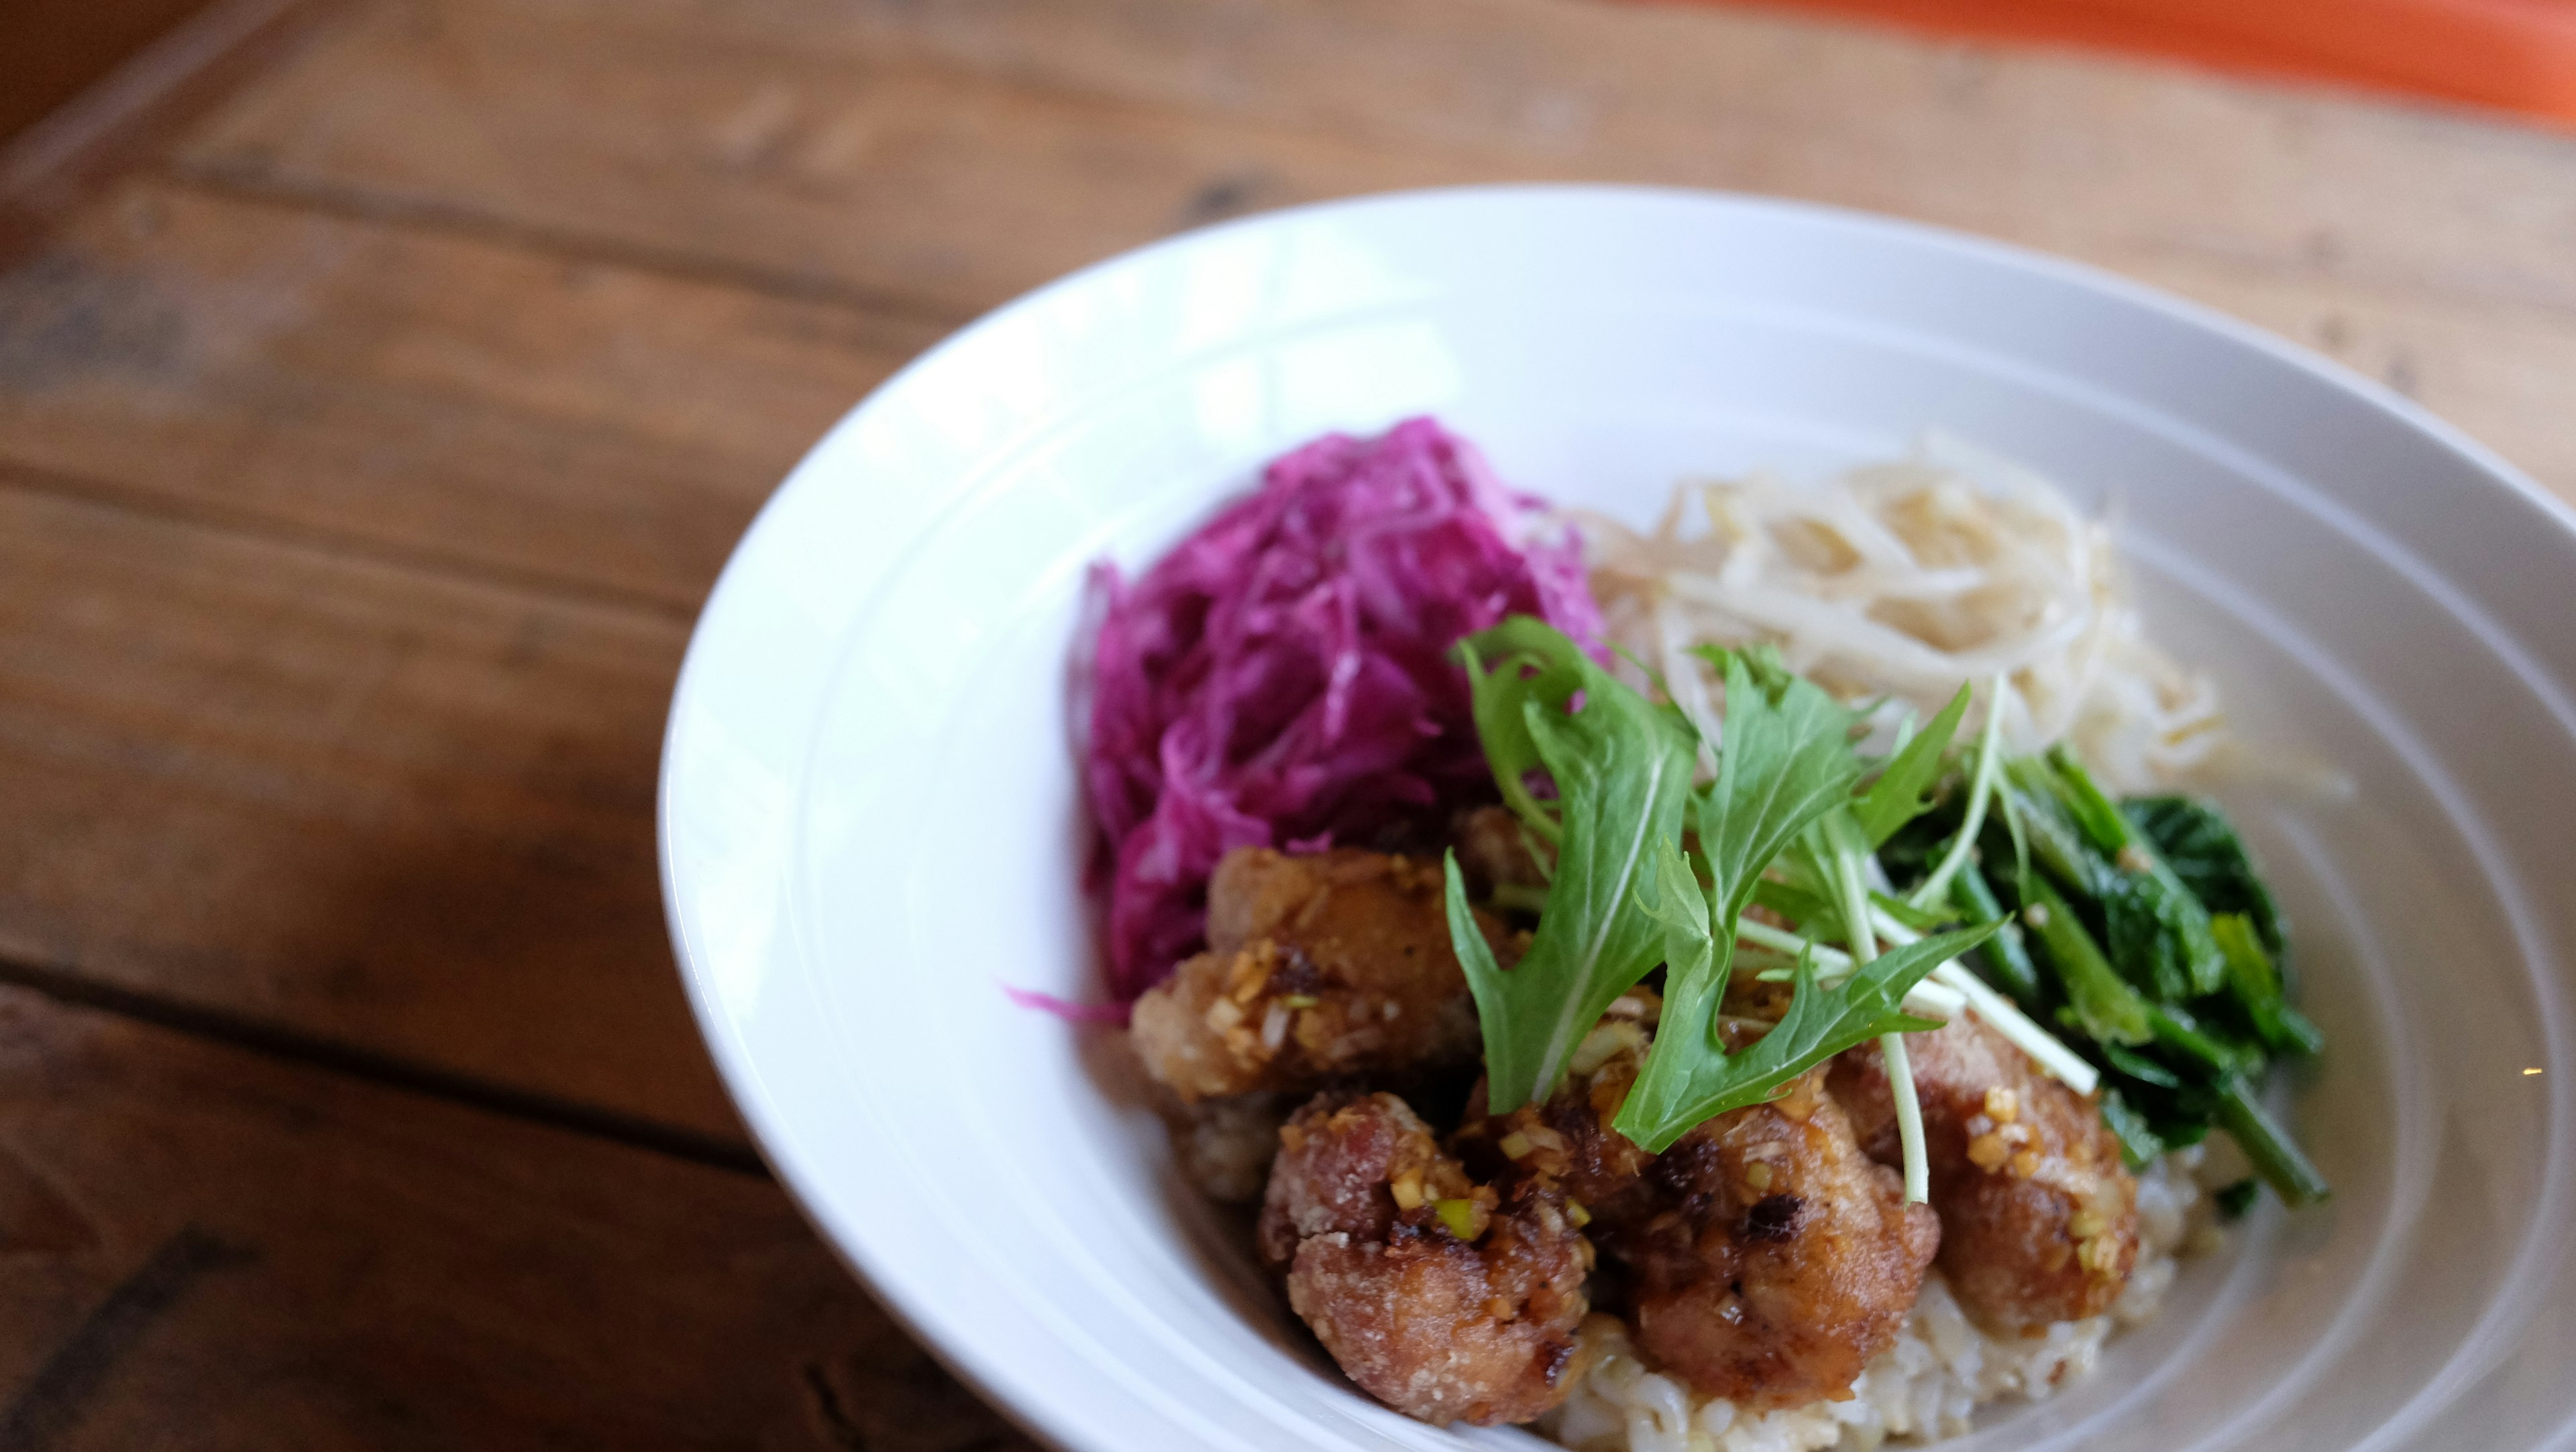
[1831,1013,2139,1332]
[1464,1009,1938,1412]
[1132,848,1511,1102]
[1621,1073,1941,1410]
[1165,1091,1292,1204]
[1452,994,1663,1222]
[1450,805,1554,898]
[1258,1092,1591,1427]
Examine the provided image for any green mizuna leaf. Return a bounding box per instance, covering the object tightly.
[1851,682,1970,848]
[1611,651,1941,1152]
[1446,618,1697,1113]
[1750,876,1840,939]
[1869,889,1951,933]
[1634,832,1718,994]
[1690,650,1869,928]
[1615,924,1998,1152]
[1458,631,1568,843]
[1624,834,1726,1117]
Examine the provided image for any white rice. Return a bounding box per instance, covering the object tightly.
[1541,1149,2212,1452]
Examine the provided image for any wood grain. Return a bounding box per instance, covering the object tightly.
[172,0,2576,313]
[625,0,2576,317]
[0,182,935,612]
[0,480,737,1137]
[162,0,2576,498]
[0,0,213,145]
[0,0,341,265]
[0,981,1030,1452]
[175,0,1457,319]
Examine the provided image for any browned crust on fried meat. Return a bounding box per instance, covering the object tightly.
[1448,805,1555,897]
[1831,1013,2139,1332]
[1132,848,1515,1102]
[1460,1005,1939,1412]
[1258,1091,1591,1427]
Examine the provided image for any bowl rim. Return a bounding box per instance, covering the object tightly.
[656,180,2576,1452]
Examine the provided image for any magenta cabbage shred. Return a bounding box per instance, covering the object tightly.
[1082,416,1603,1000]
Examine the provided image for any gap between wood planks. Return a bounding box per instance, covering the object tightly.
[0,944,765,1177]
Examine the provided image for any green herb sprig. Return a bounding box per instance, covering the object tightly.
[1443,624,2016,1196]
[1437,617,2324,1213]
[1442,620,1696,1115]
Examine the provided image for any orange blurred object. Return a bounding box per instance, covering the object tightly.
[1655,0,2576,123]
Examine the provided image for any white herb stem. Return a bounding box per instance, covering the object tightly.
[1868,904,2100,1095]
[1909,671,2012,910]
[1880,1029,1931,1203]
[1737,917,1851,970]
[1826,824,1931,1205]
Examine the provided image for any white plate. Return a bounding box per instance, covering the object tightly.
[659,186,2576,1452]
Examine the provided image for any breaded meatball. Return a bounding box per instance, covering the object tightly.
[1260,1092,1591,1427]
[1831,1013,2139,1331]
[1132,849,1511,1102]
[1449,805,1555,899]
[1165,1091,1293,1204]
[1621,1072,1940,1410]
[1465,1010,1938,1412]
[1452,993,1662,1222]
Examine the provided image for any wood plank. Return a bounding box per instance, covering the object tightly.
[0,182,935,612]
[0,481,738,1137]
[174,0,2576,319]
[158,0,2576,499]
[174,0,1459,321]
[657,0,2576,320]
[0,981,1028,1452]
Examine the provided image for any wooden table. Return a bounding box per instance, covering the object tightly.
[0,0,2570,1445]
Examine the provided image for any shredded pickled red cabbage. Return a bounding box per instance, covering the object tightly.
[1083,418,1601,999]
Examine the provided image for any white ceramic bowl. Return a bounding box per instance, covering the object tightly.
[659,186,2576,1452]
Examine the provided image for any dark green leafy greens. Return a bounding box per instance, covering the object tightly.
[1948,867,2041,1001]
[2212,913,2324,1057]
[2125,796,2291,965]
[1963,758,2329,1207]
[2213,1178,2260,1219]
